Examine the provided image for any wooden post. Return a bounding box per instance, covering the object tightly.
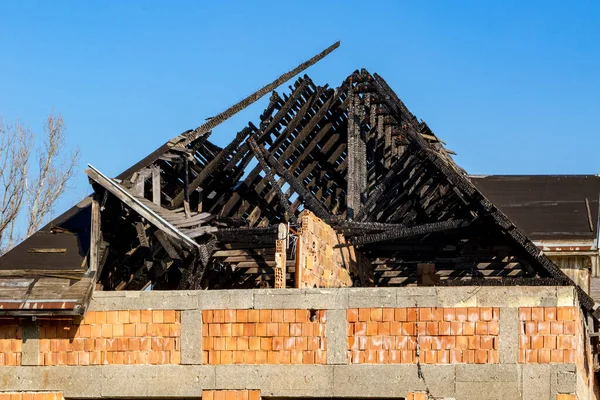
[152,167,161,206]
[274,223,288,288]
[90,196,101,274]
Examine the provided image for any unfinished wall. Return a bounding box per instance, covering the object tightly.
[0,286,596,400]
[297,210,372,288]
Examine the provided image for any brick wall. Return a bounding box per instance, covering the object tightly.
[0,393,63,400]
[201,390,260,400]
[202,309,326,364]
[347,307,500,364]
[518,307,577,363]
[297,211,372,288]
[38,310,180,365]
[0,319,21,366]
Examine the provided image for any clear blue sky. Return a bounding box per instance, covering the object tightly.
[1,1,599,215]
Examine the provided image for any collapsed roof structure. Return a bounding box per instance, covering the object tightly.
[0,41,597,320]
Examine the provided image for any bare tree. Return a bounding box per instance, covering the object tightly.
[0,113,80,254]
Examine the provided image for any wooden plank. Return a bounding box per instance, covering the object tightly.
[90,196,101,274]
[152,167,161,205]
[27,248,66,254]
[85,165,199,249]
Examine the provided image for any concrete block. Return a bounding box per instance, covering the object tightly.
[476,286,558,307]
[214,365,261,389]
[259,365,334,397]
[199,290,254,309]
[325,309,348,365]
[522,364,551,400]
[333,364,424,397]
[216,365,333,397]
[253,288,348,309]
[557,286,576,306]
[181,310,203,365]
[101,365,214,397]
[456,364,519,382]
[0,366,101,398]
[397,287,439,307]
[419,364,457,398]
[555,365,577,394]
[435,287,479,307]
[21,320,40,366]
[347,288,396,308]
[499,307,519,364]
[455,382,520,400]
[89,290,199,310]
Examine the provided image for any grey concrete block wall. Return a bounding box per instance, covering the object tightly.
[2,286,584,400]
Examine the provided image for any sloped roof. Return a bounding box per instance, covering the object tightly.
[472,175,600,242]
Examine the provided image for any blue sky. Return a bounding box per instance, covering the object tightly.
[0,1,599,217]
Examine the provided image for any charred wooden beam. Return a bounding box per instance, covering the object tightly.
[171,126,253,208]
[255,144,331,221]
[247,136,297,224]
[180,41,340,145]
[347,218,472,246]
[346,85,367,218]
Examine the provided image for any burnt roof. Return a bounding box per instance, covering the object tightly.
[472,175,600,241]
[0,41,596,316]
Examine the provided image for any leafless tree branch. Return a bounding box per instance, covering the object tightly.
[0,112,80,254]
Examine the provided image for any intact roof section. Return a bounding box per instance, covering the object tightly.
[472,175,600,241]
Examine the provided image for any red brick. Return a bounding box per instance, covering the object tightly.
[236,310,248,323]
[439,321,451,336]
[401,350,414,363]
[475,349,488,364]
[423,350,436,364]
[479,307,493,321]
[440,308,454,322]
[538,349,551,363]
[557,307,575,321]
[407,308,418,322]
[390,321,402,336]
[480,336,494,350]
[543,336,556,350]
[558,335,576,350]
[295,310,309,322]
[519,307,531,321]
[455,308,468,322]
[456,336,468,350]
[475,322,488,335]
[467,336,480,350]
[450,321,463,336]
[358,309,370,322]
[366,322,378,336]
[531,308,544,322]
[538,321,551,335]
[550,321,564,335]
[467,308,480,322]
[563,321,576,335]
[347,309,358,322]
[525,321,537,335]
[431,308,443,321]
[463,322,475,336]
[370,308,383,322]
[564,349,576,363]
[248,310,260,323]
[419,308,432,321]
[394,308,407,321]
[271,310,284,323]
[382,308,395,322]
[450,349,462,364]
[259,310,271,323]
[426,322,438,336]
